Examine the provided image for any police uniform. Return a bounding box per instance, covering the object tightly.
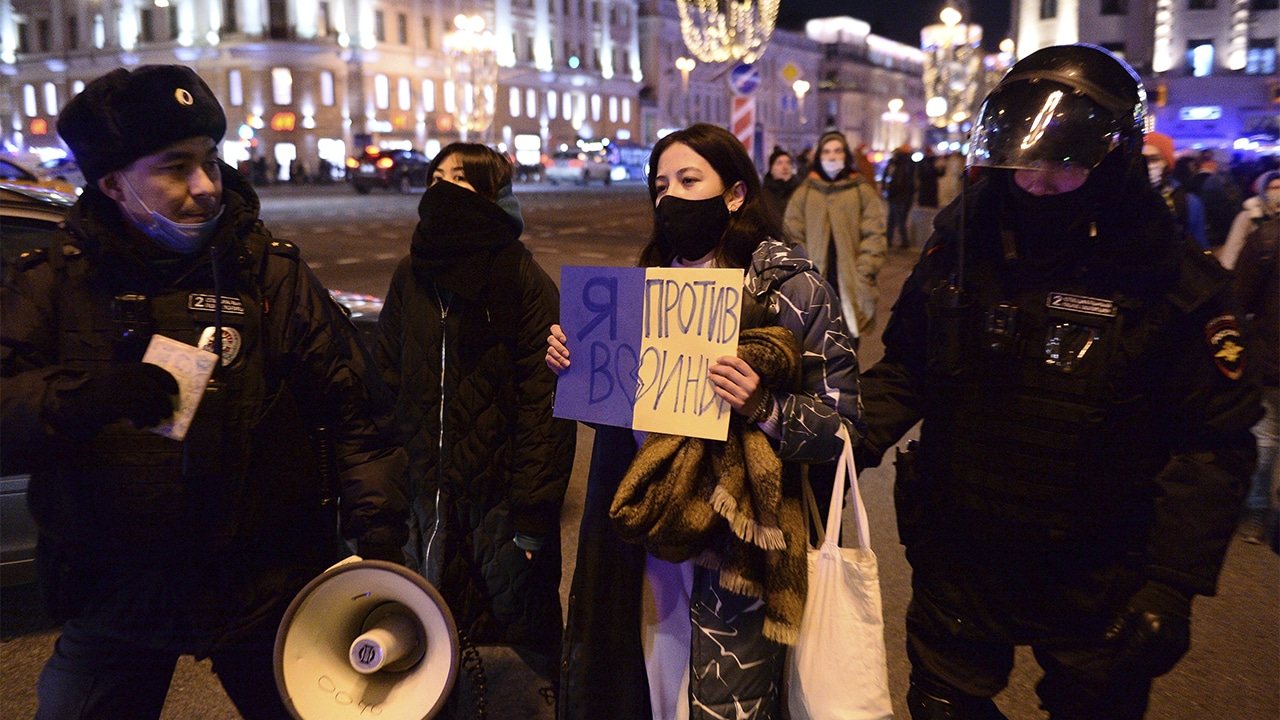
[1,168,409,719]
[856,45,1261,720]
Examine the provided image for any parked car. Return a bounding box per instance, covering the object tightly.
[40,156,88,191]
[544,149,616,185]
[0,182,78,587]
[0,183,383,586]
[0,155,79,196]
[347,148,431,194]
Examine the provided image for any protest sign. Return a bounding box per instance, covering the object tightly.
[554,265,744,440]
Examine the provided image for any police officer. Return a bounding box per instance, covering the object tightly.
[855,45,1260,719]
[1,65,410,719]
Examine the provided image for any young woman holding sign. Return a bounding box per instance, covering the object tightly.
[546,123,864,720]
[372,142,576,712]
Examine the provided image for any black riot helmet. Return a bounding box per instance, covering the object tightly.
[967,44,1146,174]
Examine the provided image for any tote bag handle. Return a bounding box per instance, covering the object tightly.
[805,424,871,552]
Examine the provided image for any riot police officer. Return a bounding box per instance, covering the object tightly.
[856,45,1260,719]
[1,65,410,719]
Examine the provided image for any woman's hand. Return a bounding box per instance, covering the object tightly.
[709,355,766,417]
[546,324,570,374]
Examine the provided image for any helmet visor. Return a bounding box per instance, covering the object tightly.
[967,80,1126,171]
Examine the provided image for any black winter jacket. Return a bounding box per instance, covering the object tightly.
[372,182,574,649]
[859,172,1259,639]
[0,167,409,652]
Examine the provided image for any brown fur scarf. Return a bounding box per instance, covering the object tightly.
[609,325,809,644]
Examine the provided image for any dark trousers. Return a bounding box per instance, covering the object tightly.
[35,617,291,720]
[886,200,912,248]
[905,597,1153,720]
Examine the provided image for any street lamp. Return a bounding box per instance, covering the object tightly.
[444,14,497,142]
[675,56,696,124]
[792,79,811,124]
[882,98,910,150]
[920,5,983,143]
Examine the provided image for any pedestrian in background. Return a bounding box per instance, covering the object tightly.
[856,45,1259,719]
[1231,217,1279,547]
[761,145,802,223]
[881,145,917,249]
[2,64,410,720]
[371,142,575,714]
[909,145,945,249]
[1189,150,1244,251]
[784,129,888,348]
[1143,131,1207,249]
[547,123,863,720]
[1218,170,1280,271]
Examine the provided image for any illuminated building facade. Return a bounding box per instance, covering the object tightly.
[0,0,644,178]
[1012,0,1279,152]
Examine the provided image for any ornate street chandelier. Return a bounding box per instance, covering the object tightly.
[676,0,780,64]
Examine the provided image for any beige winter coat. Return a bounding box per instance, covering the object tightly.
[784,172,887,338]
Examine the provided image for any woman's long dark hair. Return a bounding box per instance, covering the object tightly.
[426,142,512,202]
[639,123,785,269]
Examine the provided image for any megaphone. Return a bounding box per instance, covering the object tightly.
[274,557,458,720]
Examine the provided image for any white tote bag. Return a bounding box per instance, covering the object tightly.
[787,426,893,720]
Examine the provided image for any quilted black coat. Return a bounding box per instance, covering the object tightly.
[372,183,575,650]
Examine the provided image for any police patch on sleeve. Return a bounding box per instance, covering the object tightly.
[1204,315,1245,380]
[198,326,243,365]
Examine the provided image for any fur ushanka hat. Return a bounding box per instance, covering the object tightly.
[57,65,227,185]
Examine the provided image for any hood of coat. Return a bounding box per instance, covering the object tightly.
[747,237,819,298]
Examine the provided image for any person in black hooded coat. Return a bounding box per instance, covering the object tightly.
[371,143,576,712]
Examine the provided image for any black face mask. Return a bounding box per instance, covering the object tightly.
[654,195,731,262]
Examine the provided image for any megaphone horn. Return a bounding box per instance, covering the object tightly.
[275,558,459,720]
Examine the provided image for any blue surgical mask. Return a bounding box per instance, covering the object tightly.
[120,174,223,254]
[820,159,845,178]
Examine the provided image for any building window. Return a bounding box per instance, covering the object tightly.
[374,74,390,109]
[510,87,521,117]
[1040,0,1058,18]
[608,95,618,122]
[37,18,51,51]
[1187,40,1214,76]
[622,97,631,123]
[375,10,386,43]
[591,93,601,121]
[272,68,293,104]
[527,34,536,62]
[229,70,243,106]
[1100,0,1127,13]
[443,81,456,113]
[547,90,557,119]
[398,77,411,110]
[397,13,407,44]
[423,17,432,49]
[526,88,537,118]
[422,79,435,112]
[1246,39,1277,74]
[43,82,58,116]
[93,14,104,48]
[15,20,28,53]
[224,0,237,33]
[23,85,37,117]
[67,16,79,49]
[563,92,572,120]
[318,2,330,36]
[320,70,335,106]
[141,9,155,42]
[168,7,179,40]
[1188,0,1215,7]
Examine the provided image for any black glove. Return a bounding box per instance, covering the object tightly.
[54,363,179,438]
[1103,581,1192,677]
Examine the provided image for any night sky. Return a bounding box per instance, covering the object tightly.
[776,0,1014,51]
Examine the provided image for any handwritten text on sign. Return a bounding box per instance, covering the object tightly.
[553,266,744,441]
